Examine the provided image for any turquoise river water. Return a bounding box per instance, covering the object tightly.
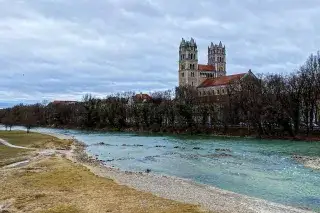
[3,126,320,211]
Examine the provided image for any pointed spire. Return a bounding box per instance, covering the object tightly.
[180,38,185,47]
[210,42,214,48]
[219,41,222,47]
[190,37,195,46]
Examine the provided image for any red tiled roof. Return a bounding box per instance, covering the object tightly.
[198,64,215,71]
[52,100,78,104]
[198,73,246,88]
[134,94,152,100]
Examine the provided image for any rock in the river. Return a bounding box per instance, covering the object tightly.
[155,145,166,148]
[116,157,135,161]
[204,153,232,158]
[193,147,201,150]
[215,148,232,152]
[122,144,143,147]
[92,142,115,146]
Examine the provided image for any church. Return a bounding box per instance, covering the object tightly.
[178,38,254,96]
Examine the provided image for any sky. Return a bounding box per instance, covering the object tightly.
[0,0,320,107]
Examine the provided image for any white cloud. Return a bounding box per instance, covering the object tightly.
[0,0,320,106]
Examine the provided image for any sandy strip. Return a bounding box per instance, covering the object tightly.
[84,163,314,213]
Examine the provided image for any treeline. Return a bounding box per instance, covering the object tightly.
[1,52,320,138]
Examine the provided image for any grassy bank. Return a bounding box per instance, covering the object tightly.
[0,131,72,167]
[0,131,206,213]
[0,130,72,150]
[0,145,30,167]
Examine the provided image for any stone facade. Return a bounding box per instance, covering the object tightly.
[178,38,251,96]
[178,38,226,88]
[208,41,226,77]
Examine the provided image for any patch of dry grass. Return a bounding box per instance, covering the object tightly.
[0,130,73,150]
[0,145,31,167]
[39,204,83,213]
[0,131,208,213]
[0,156,205,213]
[0,130,72,167]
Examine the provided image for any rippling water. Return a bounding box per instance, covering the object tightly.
[4,126,320,211]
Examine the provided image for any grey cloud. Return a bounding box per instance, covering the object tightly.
[0,0,319,104]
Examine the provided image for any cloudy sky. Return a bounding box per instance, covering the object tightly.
[0,0,319,107]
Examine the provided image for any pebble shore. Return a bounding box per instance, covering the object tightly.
[292,155,320,170]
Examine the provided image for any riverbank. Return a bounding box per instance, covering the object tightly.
[44,124,320,142]
[73,139,315,213]
[1,130,318,213]
[3,124,320,142]
[0,131,205,213]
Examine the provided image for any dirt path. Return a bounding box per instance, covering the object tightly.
[0,139,35,150]
[0,138,71,168]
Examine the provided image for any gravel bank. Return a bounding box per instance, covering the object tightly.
[84,164,314,213]
[45,132,316,213]
[293,155,320,170]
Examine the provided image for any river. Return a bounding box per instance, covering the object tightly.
[2,126,320,211]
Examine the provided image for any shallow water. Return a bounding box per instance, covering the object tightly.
[3,126,320,211]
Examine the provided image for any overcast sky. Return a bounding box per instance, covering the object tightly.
[0,0,319,107]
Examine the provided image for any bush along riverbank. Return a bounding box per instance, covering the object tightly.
[14,123,320,142]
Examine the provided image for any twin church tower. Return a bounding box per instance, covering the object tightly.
[178,38,226,87]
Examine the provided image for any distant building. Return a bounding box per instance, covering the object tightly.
[51,100,78,105]
[197,71,256,96]
[127,93,152,105]
[178,38,254,95]
[133,93,152,102]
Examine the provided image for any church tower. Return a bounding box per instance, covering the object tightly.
[178,38,198,87]
[208,41,226,77]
